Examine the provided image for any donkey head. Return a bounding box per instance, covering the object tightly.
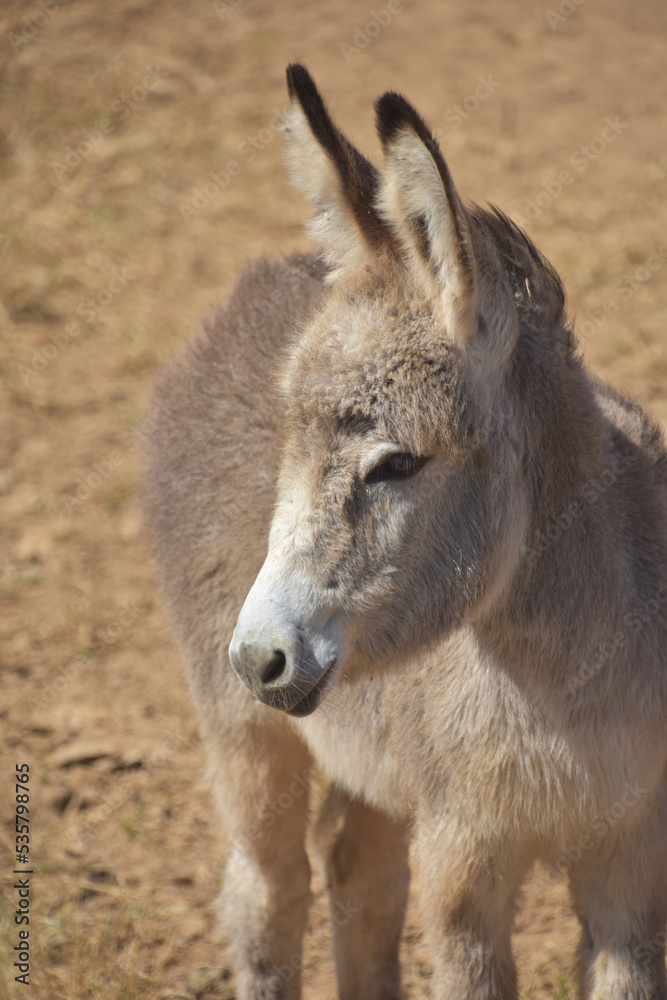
[229,65,537,715]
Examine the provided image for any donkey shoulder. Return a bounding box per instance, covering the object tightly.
[593,376,667,482]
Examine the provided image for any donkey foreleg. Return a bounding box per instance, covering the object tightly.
[414,819,528,1000]
[569,788,667,1000]
[207,718,313,1000]
[313,786,410,1000]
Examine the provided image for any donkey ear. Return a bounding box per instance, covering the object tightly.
[375,92,478,343]
[283,64,388,278]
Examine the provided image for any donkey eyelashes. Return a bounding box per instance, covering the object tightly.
[358,442,429,486]
[364,452,428,485]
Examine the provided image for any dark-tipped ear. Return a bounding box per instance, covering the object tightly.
[375,91,477,339]
[283,64,389,277]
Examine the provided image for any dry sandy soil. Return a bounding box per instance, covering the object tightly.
[1,0,666,997]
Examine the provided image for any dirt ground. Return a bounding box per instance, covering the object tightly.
[0,0,665,997]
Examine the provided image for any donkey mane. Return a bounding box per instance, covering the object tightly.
[469,205,569,344]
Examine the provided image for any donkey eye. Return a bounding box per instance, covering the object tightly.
[364,452,427,485]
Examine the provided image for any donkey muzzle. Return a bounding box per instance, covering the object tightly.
[229,570,343,716]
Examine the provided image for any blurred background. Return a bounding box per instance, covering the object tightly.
[0,0,665,997]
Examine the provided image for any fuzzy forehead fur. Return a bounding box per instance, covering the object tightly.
[279,205,568,456]
[280,263,470,454]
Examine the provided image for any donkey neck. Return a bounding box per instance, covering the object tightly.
[477,338,637,684]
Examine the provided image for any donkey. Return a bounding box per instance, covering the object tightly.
[142,64,667,1000]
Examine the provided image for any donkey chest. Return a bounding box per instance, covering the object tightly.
[293,644,653,843]
[293,683,412,819]
[295,656,597,837]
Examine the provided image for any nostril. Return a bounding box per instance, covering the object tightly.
[261,649,287,687]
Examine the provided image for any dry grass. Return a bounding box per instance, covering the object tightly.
[0,0,665,996]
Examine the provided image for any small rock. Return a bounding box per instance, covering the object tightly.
[77,790,100,809]
[48,786,73,814]
[14,526,52,563]
[113,749,145,770]
[50,740,115,767]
